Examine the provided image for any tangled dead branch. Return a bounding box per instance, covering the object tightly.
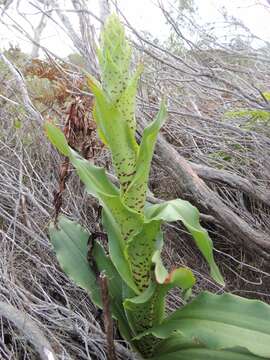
[1,1,270,358]
[0,301,56,360]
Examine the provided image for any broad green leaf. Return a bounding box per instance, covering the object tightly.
[45,123,143,292]
[45,123,142,238]
[87,77,109,145]
[145,199,224,285]
[124,269,194,336]
[45,122,118,198]
[152,247,195,301]
[102,209,139,294]
[126,221,161,291]
[69,150,119,198]
[45,122,70,157]
[151,334,264,359]
[123,264,194,356]
[91,98,109,145]
[49,216,133,340]
[71,153,143,242]
[124,282,164,357]
[48,216,101,307]
[151,232,195,293]
[150,348,262,360]
[116,64,143,134]
[69,150,143,241]
[71,153,143,247]
[124,282,162,329]
[90,81,139,195]
[137,291,270,358]
[123,102,167,212]
[58,142,141,243]
[125,212,193,300]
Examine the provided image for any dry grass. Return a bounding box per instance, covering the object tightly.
[1,95,270,358]
[0,117,135,359]
[1,5,270,356]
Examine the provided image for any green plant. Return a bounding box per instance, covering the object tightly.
[225,94,270,131]
[46,15,270,359]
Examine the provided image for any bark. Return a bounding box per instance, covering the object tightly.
[190,163,270,207]
[154,133,270,257]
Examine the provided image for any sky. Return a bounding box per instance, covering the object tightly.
[0,0,269,56]
[198,0,270,41]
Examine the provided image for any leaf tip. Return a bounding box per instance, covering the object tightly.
[44,121,70,157]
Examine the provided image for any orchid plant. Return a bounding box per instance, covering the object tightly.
[46,15,270,359]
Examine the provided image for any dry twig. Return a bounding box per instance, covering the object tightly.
[99,272,117,360]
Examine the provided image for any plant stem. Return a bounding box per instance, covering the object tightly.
[99,272,117,360]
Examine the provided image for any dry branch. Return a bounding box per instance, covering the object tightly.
[153,132,270,257]
[190,163,270,207]
[0,301,56,360]
[1,2,270,358]
[99,273,117,360]
[0,53,43,124]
